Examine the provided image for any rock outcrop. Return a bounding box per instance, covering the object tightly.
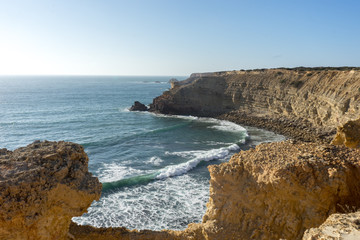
[0,141,102,240]
[69,140,360,240]
[183,141,360,240]
[3,68,360,240]
[302,211,360,240]
[129,101,148,111]
[332,118,360,148]
[150,68,360,142]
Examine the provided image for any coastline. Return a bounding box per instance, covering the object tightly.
[217,110,335,143]
[1,67,360,239]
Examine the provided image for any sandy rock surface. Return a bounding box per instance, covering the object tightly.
[303,211,360,240]
[0,141,102,240]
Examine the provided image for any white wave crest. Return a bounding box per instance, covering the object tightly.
[207,120,247,133]
[156,144,240,179]
[147,156,164,166]
[96,163,144,182]
[152,113,248,135]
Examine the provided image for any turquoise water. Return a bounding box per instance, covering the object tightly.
[0,76,285,230]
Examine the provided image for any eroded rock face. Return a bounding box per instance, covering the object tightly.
[184,141,360,240]
[302,211,360,240]
[332,118,360,148]
[69,141,360,240]
[0,141,102,240]
[150,69,360,142]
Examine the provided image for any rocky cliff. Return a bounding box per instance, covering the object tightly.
[2,68,360,240]
[150,68,360,143]
[0,141,102,240]
[69,140,360,240]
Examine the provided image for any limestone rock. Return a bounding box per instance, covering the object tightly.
[332,118,360,148]
[69,141,360,240]
[0,141,102,240]
[302,211,360,240]
[129,101,149,111]
[149,68,360,142]
[186,141,360,240]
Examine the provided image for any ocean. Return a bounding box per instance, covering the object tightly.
[0,76,285,230]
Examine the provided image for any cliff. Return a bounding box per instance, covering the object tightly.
[0,141,102,240]
[2,68,360,240]
[69,141,360,240]
[150,68,360,143]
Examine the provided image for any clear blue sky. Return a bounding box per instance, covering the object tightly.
[0,0,359,76]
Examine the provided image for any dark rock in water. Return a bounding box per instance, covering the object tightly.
[130,101,148,111]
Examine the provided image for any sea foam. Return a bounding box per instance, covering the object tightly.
[156,144,240,179]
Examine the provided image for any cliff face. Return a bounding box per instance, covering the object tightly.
[69,141,360,240]
[183,141,360,240]
[150,69,360,142]
[3,68,360,240]
[0,141,102,240]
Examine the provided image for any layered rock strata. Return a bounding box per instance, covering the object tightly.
[70,141,360,240]
[150,68,360,142]
[0,141,102,240]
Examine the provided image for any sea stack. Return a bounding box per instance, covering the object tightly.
[129,101,149,111]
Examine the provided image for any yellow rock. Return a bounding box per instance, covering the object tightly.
[332,118,360,148]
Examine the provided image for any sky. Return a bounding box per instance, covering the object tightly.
[0,0,359,76]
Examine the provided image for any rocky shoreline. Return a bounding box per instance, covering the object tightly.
[217,110,336,143]
[1,67,360,239]
[149,68,360,143]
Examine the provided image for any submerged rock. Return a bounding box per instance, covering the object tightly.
[0,141,102,240]
[129,101,148,111]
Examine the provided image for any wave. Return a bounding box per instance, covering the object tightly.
[150,112,248,135]
[146,156,164,166]
[101,144,240,192]
[102,172,158,192]
[156,144,239,179]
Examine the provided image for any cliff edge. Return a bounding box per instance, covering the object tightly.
[150,68,360,143]
[0,141,102,240]
[69,141,360,240]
